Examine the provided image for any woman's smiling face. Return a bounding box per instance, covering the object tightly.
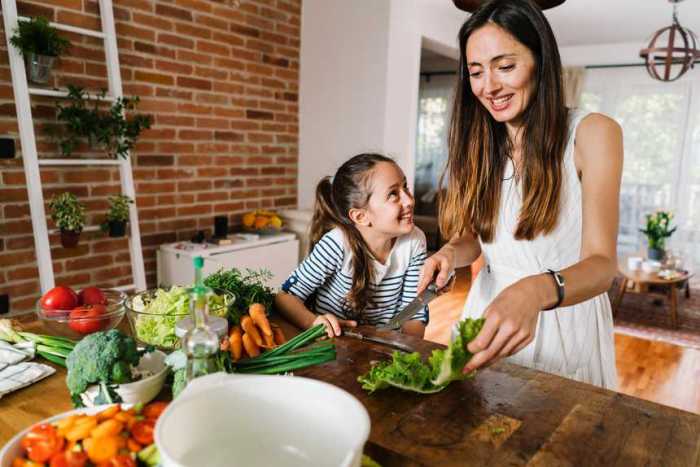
[466,23,536,125]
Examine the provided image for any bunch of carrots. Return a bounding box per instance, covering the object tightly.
[224,303,286,361]
[12,401,167,467]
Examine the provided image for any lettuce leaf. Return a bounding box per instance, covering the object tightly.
[358,317,484,394]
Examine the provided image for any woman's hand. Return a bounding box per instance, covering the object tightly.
[463,278,543,372]
[312,313,357,338]
[417,244,456,294]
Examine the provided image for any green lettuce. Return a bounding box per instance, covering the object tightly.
[358,317,484,394]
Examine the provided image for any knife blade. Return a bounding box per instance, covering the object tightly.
[343,330,414,352]
[380,272,456,330]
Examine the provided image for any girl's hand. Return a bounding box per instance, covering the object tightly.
[463,278,542,373]
[417,244,456,294]
[312,313,357,338]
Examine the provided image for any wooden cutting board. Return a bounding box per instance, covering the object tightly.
[297,328,700,467]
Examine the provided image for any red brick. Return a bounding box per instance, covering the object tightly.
[116,22,156,42]
[177,77,212,90]
[176,22,212,40]
[159,33,194,49]
[134,70,174,86]
[133,12,173,31]
[7,237,35,250]
[155,4,192,21]
[178,180,212,192]
[196,40,229,57]
[8,266,39,281]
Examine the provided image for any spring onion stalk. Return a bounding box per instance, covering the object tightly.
[0,319,76,367]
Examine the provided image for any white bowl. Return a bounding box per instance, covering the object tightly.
[641,260,661,274]
[81,349,168,407]
[0,405,107,467]
[155,373,371,467]
[627,256,643,271]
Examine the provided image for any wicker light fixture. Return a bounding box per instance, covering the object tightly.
[452,0,566,12]
[640,0,700,82]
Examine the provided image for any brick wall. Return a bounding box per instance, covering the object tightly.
[0,0,300,313]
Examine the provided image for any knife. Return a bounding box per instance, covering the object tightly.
[380,272,456,330]
[343,330,414,352]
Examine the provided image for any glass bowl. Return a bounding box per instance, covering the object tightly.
[124,288,234,351]
[35,289,126,340]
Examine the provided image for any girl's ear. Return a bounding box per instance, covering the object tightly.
[348,207,370,227]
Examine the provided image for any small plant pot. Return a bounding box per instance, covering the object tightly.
[60,229,80,248]
[647,247,665,261]
[25,53,56,84]
[108,220,127,238]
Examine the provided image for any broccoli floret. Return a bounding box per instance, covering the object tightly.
[171,368,187,399]
[66,329,144,406]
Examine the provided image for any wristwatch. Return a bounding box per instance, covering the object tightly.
[543,269,565,310]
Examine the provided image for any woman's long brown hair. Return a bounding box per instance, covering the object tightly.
[309,153,394,316]
[439,0,569,242]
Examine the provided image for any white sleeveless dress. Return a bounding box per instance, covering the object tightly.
[458,110,618,389]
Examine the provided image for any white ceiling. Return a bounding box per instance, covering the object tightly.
[426,0,700,47]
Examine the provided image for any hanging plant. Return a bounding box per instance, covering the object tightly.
[9,16,71,84]
[101,194,133,238]
[49,85,152,159]
[48,192,85,248]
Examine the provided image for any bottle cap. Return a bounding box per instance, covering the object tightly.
[193,256,204,269]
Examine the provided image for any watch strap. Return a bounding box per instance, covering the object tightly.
[543,269,565,310]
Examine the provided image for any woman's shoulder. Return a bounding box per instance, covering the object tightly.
[573,111,622,141]
[571,110,623,171]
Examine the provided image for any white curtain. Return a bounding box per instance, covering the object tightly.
[563,66,586,108]
[415,74,456,211]
[580,66,700,270]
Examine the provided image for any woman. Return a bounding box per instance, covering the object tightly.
[417,0,623,389]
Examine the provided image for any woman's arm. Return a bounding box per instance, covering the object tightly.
[465,114,623,371]
[417,231,481,293]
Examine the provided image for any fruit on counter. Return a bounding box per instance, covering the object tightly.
[68,304,107,334]
[40,286,79,311]
[66,329,152,407]
[12,403,167,467]
[241,209,283,230]
[78,286,107,306]
[358,317,485,394]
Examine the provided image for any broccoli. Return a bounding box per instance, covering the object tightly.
[171,368,187,399]
[66,329,149,407]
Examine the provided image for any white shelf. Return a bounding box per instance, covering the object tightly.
[29,87,116,101]
[48,225,101,235]
[38,158,122,166]
[18,16,106,39]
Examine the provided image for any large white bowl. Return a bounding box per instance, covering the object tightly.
[81,350,168,407]
[0,405,107,467]
[155,373,371,467]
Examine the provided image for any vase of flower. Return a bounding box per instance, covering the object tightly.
[639,211,676,262]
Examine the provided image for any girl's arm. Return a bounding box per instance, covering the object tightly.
[417,231,481,294]
[275,292,357,338]
[465,113,623,372]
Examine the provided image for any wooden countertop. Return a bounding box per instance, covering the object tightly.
[2,323,700,466]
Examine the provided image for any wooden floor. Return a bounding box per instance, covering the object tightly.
[425,268,700,415]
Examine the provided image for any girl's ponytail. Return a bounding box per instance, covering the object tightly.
[309,176,341,251]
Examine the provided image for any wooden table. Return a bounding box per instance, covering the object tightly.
[2,324,700,466]
[614,258,693,328]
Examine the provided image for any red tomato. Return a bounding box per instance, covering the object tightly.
[130,420,155,445]
[50,450,88,467]
[78,286,107,306]
[68,304,107,334]
[98,455,136,467]
[40,286,78,311]
[141,401,168,421]
[20,423,64,463]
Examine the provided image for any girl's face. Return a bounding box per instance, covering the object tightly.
[466,23,536,126]
[362,162,415,237]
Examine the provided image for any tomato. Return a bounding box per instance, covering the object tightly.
[50,450,88,467]
[78,286,107,306]
[141,401,168,421]
[68,304,107,334]
[40,286,78,312]
[20,423,64,463]
[130,420,155,445]
[98,455,136,467]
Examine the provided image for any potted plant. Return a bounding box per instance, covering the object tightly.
[48,192,85,248]
[50,85,152,159]
[102,194,133,237]
[639,210,676,261]
[10,16,71,84]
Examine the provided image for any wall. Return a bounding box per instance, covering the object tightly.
[0,0,301,313]
[298,0,464,209]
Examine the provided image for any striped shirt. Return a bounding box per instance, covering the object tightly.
[281,227,429,325]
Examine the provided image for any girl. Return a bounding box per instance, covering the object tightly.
[418,0,623,388]
[275,153,429,338]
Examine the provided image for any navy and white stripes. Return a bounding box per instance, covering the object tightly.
[281,227,429,325]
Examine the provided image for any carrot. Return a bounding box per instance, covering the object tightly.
[262,332,276,349]
[65,417,97,442]
[272,325,286,345]
[242,332,260,358]
[229,325,243,361]
[84,435,121,464]
[249,303,272,336]
[90,419,124,439]
[241,315,263,346]
[127,438,143,453]
[97,404,121,420]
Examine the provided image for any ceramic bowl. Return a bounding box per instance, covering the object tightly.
[81,349,169,407]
